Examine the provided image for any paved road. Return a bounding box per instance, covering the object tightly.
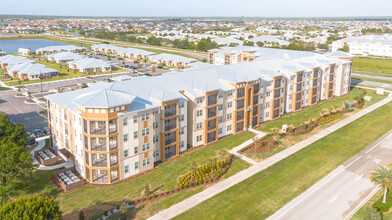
[352,73,392,81]
[268,130,392,220]
[351,78,392,90]
[148,93,392,220]
[51,35,208,60]
[0,90,47,132]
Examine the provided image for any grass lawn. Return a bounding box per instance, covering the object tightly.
[352,189,392,220]
[258,88,372,132]
[0,86,10,91]
[3,59,127,86]
[248,89,386,161]
[12,169,59,199]
[352,57,392,75]
[353,76,392,85]
[13,131,254,218]
[175,100,392,219]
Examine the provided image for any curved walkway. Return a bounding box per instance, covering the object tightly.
[148,93,392,220]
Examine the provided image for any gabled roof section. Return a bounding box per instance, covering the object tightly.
[325,51,354,58]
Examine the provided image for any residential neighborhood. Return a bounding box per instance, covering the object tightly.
[1,1,392,220]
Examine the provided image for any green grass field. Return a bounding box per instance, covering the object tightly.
[258,88,369,132]
[175,100,392,219]
[352,57,392,75]
[13,132,254,217]
[353,76,392,85]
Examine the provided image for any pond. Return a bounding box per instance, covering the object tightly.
[0,39,74,53]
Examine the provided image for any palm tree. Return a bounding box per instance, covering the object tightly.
[371,165,392,203]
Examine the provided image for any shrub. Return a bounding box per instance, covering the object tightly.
[0,195,61,219]
[104,211,108,216]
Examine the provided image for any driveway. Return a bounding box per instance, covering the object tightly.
[0,90,47,132]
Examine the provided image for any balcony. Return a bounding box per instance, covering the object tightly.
[164,119,177,132]
[237,88,245,98]
[91,138,107,151]
[163,103,177,118]
[109,136,117,151]
[236,100,244,110]
[91,154,107,167]
[108,119,117,134]
[90,121,106,135]
[207,107,217,119]
[207,119,216,131]
[207,94,217,106]
[165,132,176,145]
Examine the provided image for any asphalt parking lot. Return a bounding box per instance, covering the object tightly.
[0,90,47,132]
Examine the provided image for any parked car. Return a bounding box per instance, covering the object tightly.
[134,61,139,64]
[157,66,163,69]
[32,129,43,138]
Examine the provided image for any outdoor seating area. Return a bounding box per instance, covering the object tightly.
[34,147,61,166]
[54,168,84,192]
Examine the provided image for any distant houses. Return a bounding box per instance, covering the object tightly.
[18,48,32,56]
[0,55,34,69]
[47,52,83,64]
[7,62,58,81]
[35,45,87,55]
[331,34,392,57]
[68,58,112,74]
[148,53,196,67]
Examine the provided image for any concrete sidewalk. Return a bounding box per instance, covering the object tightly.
[227,129,267,165]
[148,94,392,220]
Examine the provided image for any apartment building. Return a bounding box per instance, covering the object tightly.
[331,34,392,57]
[45,48,352,184]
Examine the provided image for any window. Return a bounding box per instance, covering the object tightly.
[228,91,233,96]
[153,135,159,143]
[218,104,223,110]
[135,162,139,169]
[196,97,203,104]
[227,113,232,120]
[153,122,159,129]
[197,122,203,129]
[154,150,159,157]
[179,115,184,122]
[143,159,146,166]
[123,118,127,126]
[196,110,203,117]
[180,141,184,148]
[266,112,269,118]
[142,143,150,151]
[125,165,129,173]
[179,102,184,108]
[218,128,223,134]
[133,115,137,123]
[196,135,202,142]
[153,108,159,115]
[227,125,232,131]
[227,101,232,108]
[134,131,138,139]
[142,113,150,121]
[180,128,185,135]
[219,93,223,99]
[219,116,223,123]
[147,158,151,165]
[124,150,128,157]
[134,146,138,154]
[123,134,128,142]
[142,128,150,136]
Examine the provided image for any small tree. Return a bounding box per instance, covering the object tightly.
[120,202,128,220]
[78,210,85,220]
[144,183,150,196]
[371,165,392,203]
[0,194,61,219]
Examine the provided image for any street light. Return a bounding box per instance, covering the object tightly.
[39,70,44,92]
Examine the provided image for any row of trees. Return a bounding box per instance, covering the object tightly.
[0,112,34,204]
[0,113,62,218]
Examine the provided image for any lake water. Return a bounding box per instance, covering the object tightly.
[0,39,73,53]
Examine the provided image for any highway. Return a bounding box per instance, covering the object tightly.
[268,130,392,220]
[351,78,392,90]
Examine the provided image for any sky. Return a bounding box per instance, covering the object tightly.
[1,0,392,17]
